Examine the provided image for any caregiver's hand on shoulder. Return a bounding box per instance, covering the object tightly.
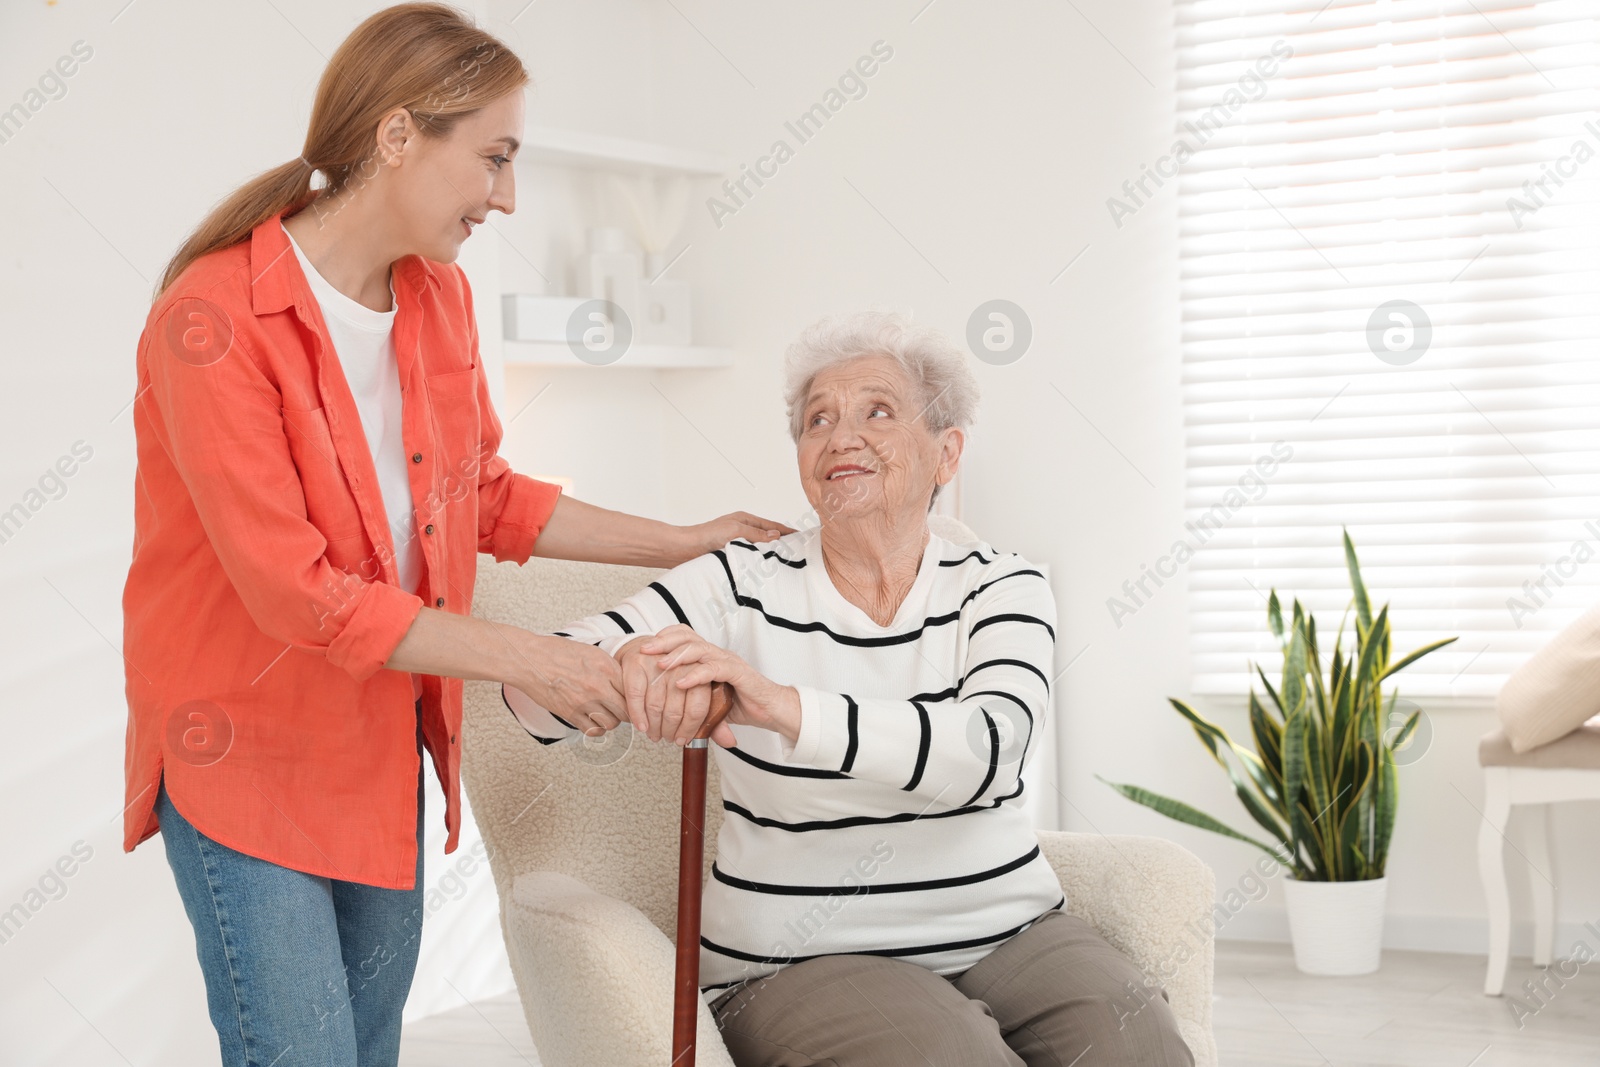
[685,512,796,556]
[639,625,801,745]
[510,633,628,737]
[614,636,738,749]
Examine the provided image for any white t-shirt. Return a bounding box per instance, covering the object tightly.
[283,223,423,700]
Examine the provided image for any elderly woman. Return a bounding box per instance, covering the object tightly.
[503,311,1192,1066]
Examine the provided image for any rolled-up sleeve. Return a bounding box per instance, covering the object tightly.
[479,468,563,564]
[142,302,423,683]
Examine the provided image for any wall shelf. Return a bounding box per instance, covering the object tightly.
[503,341,733,369]
[519,124,731,176]
[498,128,732,374]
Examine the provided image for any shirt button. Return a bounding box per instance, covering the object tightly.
[424,524,434,534]
[450,734,457,745]
[412,452,423,463]
[435,597,445,607]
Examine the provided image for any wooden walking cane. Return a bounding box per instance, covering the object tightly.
[672,681,735,1067]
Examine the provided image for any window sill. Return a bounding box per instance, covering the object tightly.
[1187,691,1498,718]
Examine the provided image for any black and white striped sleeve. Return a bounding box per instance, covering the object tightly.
[501,686,581,743]
[781,562,1055,808]
[502,549,743,741]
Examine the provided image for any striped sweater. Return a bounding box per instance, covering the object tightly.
[502,525,1065,992]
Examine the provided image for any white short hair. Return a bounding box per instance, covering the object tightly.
[782,310,980,443]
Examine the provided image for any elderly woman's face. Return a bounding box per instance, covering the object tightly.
[797,355,957,523]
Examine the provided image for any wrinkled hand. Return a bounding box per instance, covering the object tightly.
[686,512,795,557]
[513,633,629,737]
[615,635,737,748]
[637,625,801,746]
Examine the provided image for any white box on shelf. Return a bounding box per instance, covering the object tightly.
[502,295,585,343]
[635,278,691,346]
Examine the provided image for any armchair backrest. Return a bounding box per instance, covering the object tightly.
[463,553,709,941]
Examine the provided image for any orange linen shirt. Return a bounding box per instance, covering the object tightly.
[122,208,563,889]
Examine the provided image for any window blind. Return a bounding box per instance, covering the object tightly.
[1175,0,1600,698]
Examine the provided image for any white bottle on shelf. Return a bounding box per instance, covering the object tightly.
[576,227,641,326]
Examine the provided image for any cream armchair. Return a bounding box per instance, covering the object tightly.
[461,520,1219,1066]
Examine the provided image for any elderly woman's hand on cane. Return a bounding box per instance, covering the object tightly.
[614,634,740,748]
[628,624,803,747]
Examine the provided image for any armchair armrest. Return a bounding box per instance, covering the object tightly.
[503,871,736,1067]
[1036,829,1218,1067]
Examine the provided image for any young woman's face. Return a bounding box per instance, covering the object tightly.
[390,89,523,263]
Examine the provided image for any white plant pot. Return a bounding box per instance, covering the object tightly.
[1282,875,1388,976]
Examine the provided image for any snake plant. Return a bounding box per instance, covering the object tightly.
[1102,530,1457,881]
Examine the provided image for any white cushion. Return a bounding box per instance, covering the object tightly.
[1496,603,1600,752]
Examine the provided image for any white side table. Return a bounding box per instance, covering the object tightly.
[1476,724,1600,995]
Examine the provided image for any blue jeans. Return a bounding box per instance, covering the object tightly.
[157,703,426,1067]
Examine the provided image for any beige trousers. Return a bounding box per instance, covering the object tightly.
[709,909,1193,1067]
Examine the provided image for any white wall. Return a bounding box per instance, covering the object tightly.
[3,1,1596,1064]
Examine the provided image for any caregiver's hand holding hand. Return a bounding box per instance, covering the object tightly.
[635,624,802,746]
[508,632,630,737]
[387,610,628,737]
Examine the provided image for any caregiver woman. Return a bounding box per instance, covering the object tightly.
[119,6,788,1065]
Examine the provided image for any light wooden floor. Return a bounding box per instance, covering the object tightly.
[400,941,1600,1066]
[1212,941,1600,1067]
[400,988,539,1066]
